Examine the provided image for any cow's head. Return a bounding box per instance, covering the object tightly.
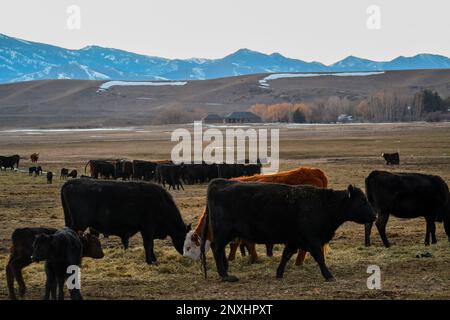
[31,234,55,262]
[341,185,376,224]
[183,230,211,261]
[80,232,104,259]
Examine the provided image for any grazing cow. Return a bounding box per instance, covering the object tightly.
[157,164,184,190]
[85,160,115,179]
[0,155,20,170]
[132,160,158,181]
[61,179,190,264]
[60,168,69,179]
[31,228,84,300]
[184,167,329,264]
[68,169,78,179]
[382,152,400,165]
[46,172,53,184]
[6,227,103,300]
[201,179,375,282]
[365,170,450,247]
[30,153,39,163]
[29,166,42,176]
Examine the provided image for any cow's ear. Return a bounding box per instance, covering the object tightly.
[347,185,354,198]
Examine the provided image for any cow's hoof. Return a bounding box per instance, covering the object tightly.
[19,287,27,297]
[276,273,284,279]
[325,277,336,282]
[221,275,239,282]
[365,242,371,247]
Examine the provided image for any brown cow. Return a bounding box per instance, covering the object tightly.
[183,167,329,264]
[30,153,39,163]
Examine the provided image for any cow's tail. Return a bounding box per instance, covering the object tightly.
[200,204,209,280]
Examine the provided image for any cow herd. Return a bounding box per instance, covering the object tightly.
[2,152,450,300]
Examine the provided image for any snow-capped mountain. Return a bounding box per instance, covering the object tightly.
[1,33,450,83]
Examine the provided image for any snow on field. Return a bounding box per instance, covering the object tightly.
[259,71,385,87]
[99,80,188,91]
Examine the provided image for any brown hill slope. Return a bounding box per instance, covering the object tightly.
[1,69,450,129]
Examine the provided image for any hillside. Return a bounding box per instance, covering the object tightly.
[1,69,450,129]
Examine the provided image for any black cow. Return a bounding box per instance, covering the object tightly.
[0,155,20,170]
[118,161,133,180]
[7,227,103,300]
[132,160,158,181]
[85,160,115,179]
[157,164,184,190]
[68,169,78,179]
[61,179,190,264]
[32,228,84,300]
[29,166,42,176]
[47,172,53,184]
[201,179,376,282]
[365,170,450,247]
[60,168,69,179]
[382,152,400,165]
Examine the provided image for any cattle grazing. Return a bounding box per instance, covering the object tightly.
[6,227,103,300]
[365,170,450,247]
[157,164,184,190]
[382,152,400,165]
[0,155,20,170]
[132,160,158,181]
[29,166,43,176]
[85,160,115,179]
[60,168,69,179]
[61,179,190,264]
[46,172,53,184]
[184,167,329,265]
[30,153,39,163]
[201,179,375,282]
[68,169,78,179]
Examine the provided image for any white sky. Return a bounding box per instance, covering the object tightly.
[1,0,449,64]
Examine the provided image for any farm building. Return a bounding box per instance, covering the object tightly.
[202,113,224,124]
[224,111,261,123]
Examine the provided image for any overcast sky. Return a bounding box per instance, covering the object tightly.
[1,0,449,64]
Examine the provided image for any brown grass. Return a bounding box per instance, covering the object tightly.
[0,122,449,300]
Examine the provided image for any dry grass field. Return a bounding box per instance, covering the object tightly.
[0,122,449,300]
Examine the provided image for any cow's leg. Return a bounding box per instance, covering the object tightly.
[44,266,56,300]
[141,230,157,264]
[276,244,297,278]
[56,274,65,300]
[69,287,83,300]
[265,244,274,257]
[365,222,373,246]
[247,243,258,264]
[14,260,29,297]
[121,236,129,250]
[6,258,17,300]
[424,217,437,245]
[211,239,238,282]
[375,212,391,248]
[295,249,308,266]
[309,244,335,282]
[240,242,246,257]
[228,241,239,261]
[179,181,184,190]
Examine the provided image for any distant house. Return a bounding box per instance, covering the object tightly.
[202,113,224,124]
[224,111,261,123]
[337,114,353,123]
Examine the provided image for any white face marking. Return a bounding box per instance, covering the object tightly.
[183,230,211,261]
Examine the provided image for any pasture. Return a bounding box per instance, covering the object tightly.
[0,122,449,300]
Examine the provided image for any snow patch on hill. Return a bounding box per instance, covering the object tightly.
[259,71,385,87]
[98,80,188,91]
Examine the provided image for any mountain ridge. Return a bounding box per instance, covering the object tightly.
[1,33,450,83]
